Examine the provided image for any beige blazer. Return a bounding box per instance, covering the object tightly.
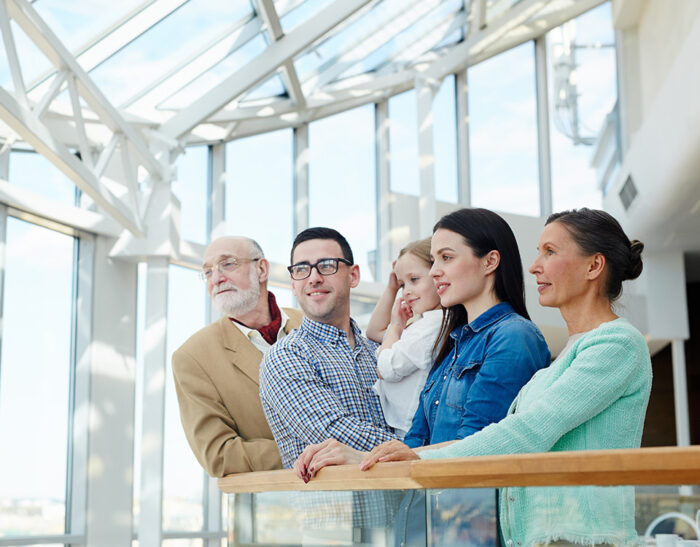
[172,308,303,477]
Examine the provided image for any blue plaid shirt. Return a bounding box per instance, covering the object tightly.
[260,316,396,468]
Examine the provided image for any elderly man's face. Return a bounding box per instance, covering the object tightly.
[203,238,261,317]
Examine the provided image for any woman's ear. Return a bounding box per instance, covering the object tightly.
[483,250,501,275]
[586,253,606,281]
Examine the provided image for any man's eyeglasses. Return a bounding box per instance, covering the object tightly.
[200,257,260,281]
[287,258,352,280]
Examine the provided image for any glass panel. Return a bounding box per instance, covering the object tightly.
[0,218,74,536]
[0,20,53,88]
[293,0,406,82]
[163,265,207,532]
[225,129,294,267]
[227,488,497,545]
[160,34,267,110]
[9,150,77,206]
[33,0,144,53]
[548,3,616,211]
[280,0,336,34]
[434,74,458,204]
[389,90,419,196]
[227,485,700,546]
[162,540,203,547]
[342,0,464,78]
[309,105,377,283]
[90,1,254,106]
[241,74,286,101]
[172,146,209,245]
[469,42,540,216]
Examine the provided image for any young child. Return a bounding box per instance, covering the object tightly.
[366,238,442,439]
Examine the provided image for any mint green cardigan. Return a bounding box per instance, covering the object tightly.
[420,318,652,547]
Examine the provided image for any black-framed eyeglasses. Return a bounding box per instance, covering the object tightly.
[287,257,353,280]
[200,257,260,281]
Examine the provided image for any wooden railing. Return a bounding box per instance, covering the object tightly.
[218,446,700,493]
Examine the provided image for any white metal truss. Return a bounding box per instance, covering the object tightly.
[0,0,171,235]
[0,0,612,232]
[255,0,306,108]
[160,0,374,141]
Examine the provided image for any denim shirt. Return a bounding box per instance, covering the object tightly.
[403,302,550,447]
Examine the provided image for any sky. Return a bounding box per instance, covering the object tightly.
[0,0,616,536]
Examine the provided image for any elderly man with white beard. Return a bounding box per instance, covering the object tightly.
[172,236,302,476]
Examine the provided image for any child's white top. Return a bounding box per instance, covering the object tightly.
[373,309,443,433]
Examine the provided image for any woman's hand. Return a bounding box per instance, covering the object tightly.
[359,440,419,471]
[293,439,366,482]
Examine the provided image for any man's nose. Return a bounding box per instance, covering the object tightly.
[210,267,225,284]
[307,266,324,284]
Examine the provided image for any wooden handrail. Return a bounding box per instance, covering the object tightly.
[218,446,700,493]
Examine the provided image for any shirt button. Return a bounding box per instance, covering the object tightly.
[434,400,440,405]
[443,375,447,379]
[509,496,514,502]
[517,542,521,546]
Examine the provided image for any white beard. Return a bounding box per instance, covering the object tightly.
[212,266,260,317]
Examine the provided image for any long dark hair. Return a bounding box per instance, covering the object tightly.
[546,208,643,301]
[432,208,529,365]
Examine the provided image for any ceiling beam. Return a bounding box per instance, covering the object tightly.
[122,15,263,111]
[254,0,306,108]
[301,0,428,94]
[27,0,189,99]
[160,0,373,141]
[0,178,123,237]
[8,0,164,180]
[0,87,143,235]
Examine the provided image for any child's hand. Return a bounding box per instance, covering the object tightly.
[390,297,412,330]
[387,270,400,293]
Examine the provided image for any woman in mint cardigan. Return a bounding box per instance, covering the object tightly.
[297,209,652,547]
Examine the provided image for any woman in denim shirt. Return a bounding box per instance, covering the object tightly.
[403,208,551,448]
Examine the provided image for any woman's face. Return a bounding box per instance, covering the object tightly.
[394,253,440,315]
[429,228,491,309]
[529,221,594,309]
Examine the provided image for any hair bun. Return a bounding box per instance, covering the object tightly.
[626,239,644,280]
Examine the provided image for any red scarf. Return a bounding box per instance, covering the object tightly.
[233,292,282,346]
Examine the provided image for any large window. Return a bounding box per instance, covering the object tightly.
[468,42,540,216]
[163,265,207,532]
[226,130,294,266]
[9,150,77,206]
[0,218,75,536]
[172,146,209,245]
[547,3,615,211]
[388,90,419,196]
[309,106,377,283]
[434,74,459,204]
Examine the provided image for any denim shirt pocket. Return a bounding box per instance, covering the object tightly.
[445,360,482,410]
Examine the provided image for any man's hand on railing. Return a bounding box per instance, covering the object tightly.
[359,440,420,471]
[293,439,367,482]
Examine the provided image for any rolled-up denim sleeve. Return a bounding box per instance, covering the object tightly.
[456,321,550,439]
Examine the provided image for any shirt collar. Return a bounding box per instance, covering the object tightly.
[300,315,361,343]
[450,301,515,338]
[234,307,291,342]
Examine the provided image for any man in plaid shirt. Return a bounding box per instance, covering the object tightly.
[260,227,397,468]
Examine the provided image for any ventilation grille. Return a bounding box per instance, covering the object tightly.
[619,175,638,211]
